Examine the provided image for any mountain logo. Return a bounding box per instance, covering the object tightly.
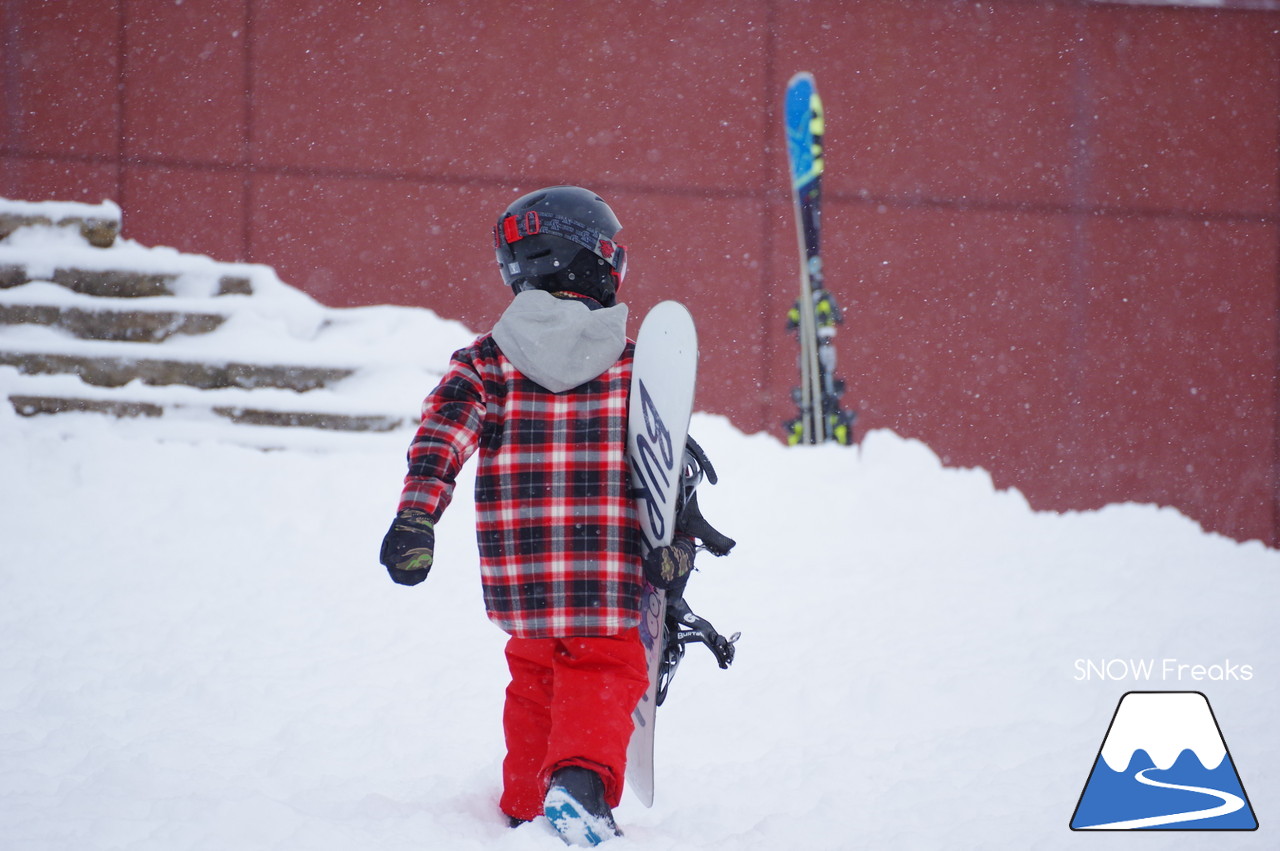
[1070,691,1258,830]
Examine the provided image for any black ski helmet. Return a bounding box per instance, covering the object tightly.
[493,186,627,305]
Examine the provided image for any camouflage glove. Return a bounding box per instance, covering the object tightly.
[641,536,696,590]
[379,509,435,586]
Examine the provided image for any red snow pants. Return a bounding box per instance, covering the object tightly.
[499,628,649,822]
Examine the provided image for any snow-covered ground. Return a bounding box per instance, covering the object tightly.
[2,276,1277,848]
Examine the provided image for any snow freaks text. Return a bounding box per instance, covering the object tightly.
[1073,659,1254,682]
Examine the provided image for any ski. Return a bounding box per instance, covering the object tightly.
[783,72,855,446]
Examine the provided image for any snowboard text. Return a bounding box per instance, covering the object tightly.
[631,379,674,543]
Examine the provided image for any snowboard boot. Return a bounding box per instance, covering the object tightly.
[543,765,622,847]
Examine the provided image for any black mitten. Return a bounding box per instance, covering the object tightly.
[641,536,696,590]
[379,509,435,586]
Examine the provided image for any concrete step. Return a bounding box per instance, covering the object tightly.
[0,346,353,392]
[1,369,413,434]
[9,392,405,432]
[10,393,163,419]
[0,281,239,343]
[0,264,252,298]
[0,301,228,342]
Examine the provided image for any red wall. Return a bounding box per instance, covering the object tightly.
[4,0,1278,545]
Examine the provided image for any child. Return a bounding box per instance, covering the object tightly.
[379,185,695,845]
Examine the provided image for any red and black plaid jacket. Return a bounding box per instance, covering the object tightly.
[398,334,644,638]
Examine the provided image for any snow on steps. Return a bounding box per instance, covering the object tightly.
[0,197,120,248]
[0,197,443,435]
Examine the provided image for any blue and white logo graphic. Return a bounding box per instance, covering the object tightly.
[1071,691,1257,830]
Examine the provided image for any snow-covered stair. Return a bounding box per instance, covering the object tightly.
[0,197,461,435]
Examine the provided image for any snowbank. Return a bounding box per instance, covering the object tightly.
[2,298,1276,850]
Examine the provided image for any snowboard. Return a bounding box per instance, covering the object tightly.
[624,300,698,809]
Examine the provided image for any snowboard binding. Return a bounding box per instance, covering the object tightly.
[655,436,740,706]
[656,595,739,706]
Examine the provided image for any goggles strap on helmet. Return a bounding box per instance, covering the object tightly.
[495,210,627,283]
